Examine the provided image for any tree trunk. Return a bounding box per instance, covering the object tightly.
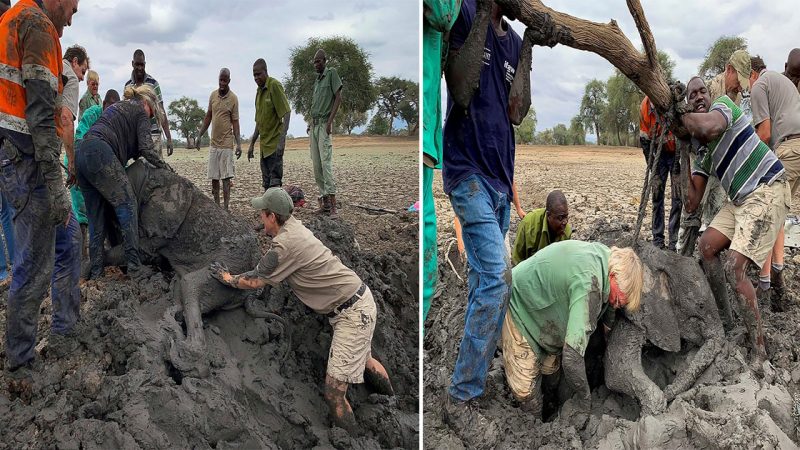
[496,0,672,112]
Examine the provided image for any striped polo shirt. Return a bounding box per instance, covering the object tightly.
[692,96,784,204]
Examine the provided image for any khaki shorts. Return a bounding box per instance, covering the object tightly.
[776,138,800,198]
[208,147,235,180]
[501,310,559,401]
[708,181,790,269]
[327,286,376,384]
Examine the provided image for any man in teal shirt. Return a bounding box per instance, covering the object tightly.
[511,190,571,266]
[422,0,461,330]
[309,49,343,218]
[502,240,643,419]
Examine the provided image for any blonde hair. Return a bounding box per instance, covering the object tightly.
[608,246,644,313]
[86,70,99,83]
[123,85,165,133]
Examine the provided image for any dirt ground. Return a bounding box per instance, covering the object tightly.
[0,136,420,449]
[425,145,800,448]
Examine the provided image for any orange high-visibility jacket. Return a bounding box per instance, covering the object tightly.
[639,96,675,153]
[0,0,63,146]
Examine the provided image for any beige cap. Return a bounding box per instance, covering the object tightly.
[251,188,293,215]
[728,49,752,91]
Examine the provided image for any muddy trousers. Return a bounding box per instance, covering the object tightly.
[649,149,682,250]
[310,123,335,196]
[0,192,15,280]
[422,165,437,330]
[447,174,511,402]
[75,138,140,278]
[1,150,82,369]
[259,149,284,191]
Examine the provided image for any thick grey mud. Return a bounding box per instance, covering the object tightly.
[424,217,800,449]
[0,215,419,449]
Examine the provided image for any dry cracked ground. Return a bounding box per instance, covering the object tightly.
[0,135,420,449]
[426,144,800,449]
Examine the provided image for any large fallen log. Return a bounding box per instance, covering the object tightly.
[495,0,672,112]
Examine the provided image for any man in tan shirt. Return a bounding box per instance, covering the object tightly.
[197,68,241,210]
[209,188,393,434]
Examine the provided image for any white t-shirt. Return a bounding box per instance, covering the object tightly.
[61,60,80,120]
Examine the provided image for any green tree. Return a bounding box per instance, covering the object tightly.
[366,112,390,135]
[603,70,640,146]
[167,97,205,148]
[533,128,554,145]
[336,110,368,135]
[552,123,569,145]
[515,107,537,144]
[568,116,586,145]
[698,36,747,79]
[284,36,376,127]
[657,50,676,81]
[398,81,419,135]
[375,76,417,135]
[580,79,607,144]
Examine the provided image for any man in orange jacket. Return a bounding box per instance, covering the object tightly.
[0,0,81,385]
[639,96,682,251]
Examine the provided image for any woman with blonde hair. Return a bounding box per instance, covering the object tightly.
[75,84,170,279]
[500,240,643,419]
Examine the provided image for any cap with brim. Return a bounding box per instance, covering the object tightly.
[251,188,293,216]
[729,49,751,92]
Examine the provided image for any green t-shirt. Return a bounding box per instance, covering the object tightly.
[423,0,461,167]
[311,67,343,121]
[511,207,571,266]
[509,240,611,359]
[255,77,291,158]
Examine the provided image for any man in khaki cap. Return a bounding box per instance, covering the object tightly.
[209,187,393,434]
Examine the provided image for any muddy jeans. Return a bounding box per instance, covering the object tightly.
[447,174,511,402]
[1,144,82,369]
[310,123,335,196]
[650,150,682,250]
[76,138,140,278]
[0,192,15,280]
[260,149,284,191]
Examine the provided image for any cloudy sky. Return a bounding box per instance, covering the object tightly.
[440,0,800,134]
[20,0,419,139]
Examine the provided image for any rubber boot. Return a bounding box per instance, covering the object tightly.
[771,269,788,312]
[329,194,338,219]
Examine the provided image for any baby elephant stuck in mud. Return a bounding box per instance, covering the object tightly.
[604,244,725,416]
[99,160,281,377]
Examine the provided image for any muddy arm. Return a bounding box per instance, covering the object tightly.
[562,345,591,409]
[507,29,534,125]
[445,0,493,109]
[604,318,667,416]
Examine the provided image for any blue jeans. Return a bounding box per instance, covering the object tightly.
[447,174,511,401]
[649,150,682,250]
[0,192,15,280]
[1,145,82,369]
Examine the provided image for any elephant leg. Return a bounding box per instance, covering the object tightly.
[605,318,666,416]
[167,269,213,378]
[663,337,723,401]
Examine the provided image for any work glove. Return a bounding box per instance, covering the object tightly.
[209,261,230,284]
[41,160,71,225]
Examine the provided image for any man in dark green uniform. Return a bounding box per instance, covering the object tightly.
[309,49,343,217]
[511,190,571,266]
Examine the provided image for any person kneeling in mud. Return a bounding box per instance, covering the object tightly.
[502,240,643,421]
[680,76,789,364]
[209,188,394,434]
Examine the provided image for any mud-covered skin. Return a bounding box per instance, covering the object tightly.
[604,244,724,416]
[104,160,262,376]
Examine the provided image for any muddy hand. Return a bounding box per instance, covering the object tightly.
[235,145,242,160]
[166,140,174,157]
[523,13,562,48]
[209,261,230,283]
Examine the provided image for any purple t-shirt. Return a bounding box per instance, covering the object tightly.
[442,0,522,196]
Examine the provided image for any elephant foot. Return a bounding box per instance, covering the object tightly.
[167,336,211,379]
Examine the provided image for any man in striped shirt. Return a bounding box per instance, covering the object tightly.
[681,76,790,365]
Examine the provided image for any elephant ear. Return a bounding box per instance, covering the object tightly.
[624,263,682,352]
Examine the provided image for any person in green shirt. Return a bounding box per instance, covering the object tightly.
[78,69,101,121]
[308,49,343,218]
[502,240,643,420]
[247,59,291,193]
[511,190,571,266]
[422,0,461,330]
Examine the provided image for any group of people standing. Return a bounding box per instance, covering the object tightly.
[424,0,800,444]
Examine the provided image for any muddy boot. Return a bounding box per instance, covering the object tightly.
[328,194,338,219]
[770,269,788,312]
[6,359,38,404]
[316,195,331,215]
[442,395,498,449]
[756,286,771,310]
